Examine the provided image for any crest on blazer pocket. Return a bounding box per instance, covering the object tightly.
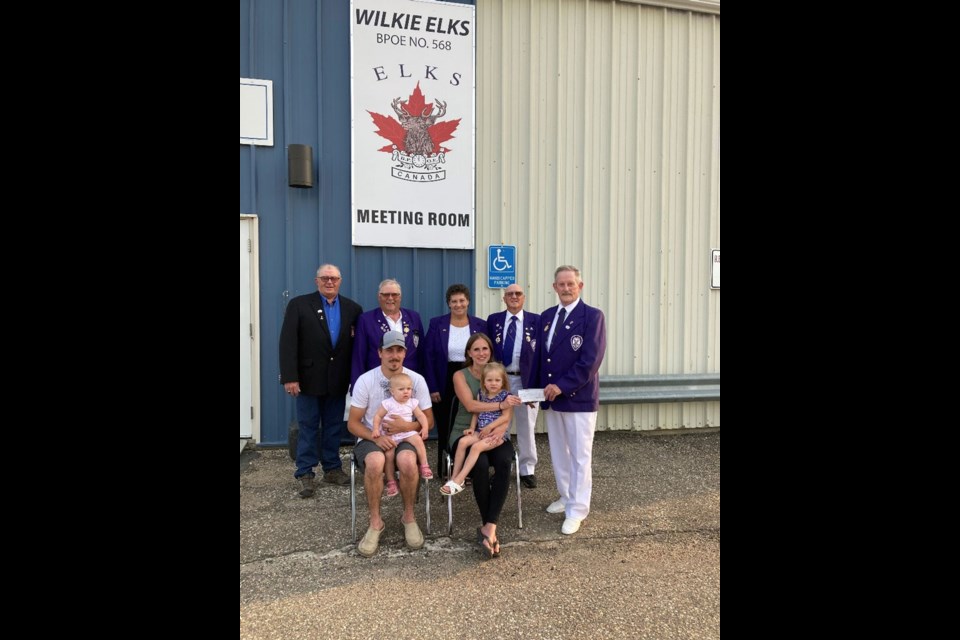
[570,335,583,351]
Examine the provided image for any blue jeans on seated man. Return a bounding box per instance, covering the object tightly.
[295,393,346,478]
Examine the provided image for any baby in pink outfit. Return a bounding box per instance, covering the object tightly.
[372,373,434,496]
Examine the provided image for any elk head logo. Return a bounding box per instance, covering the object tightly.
[391,97,446,157]
[368,83,461,182]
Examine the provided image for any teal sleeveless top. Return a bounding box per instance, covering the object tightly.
[449,367,482,446]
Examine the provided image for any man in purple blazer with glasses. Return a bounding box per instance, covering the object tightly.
[531,265,606,536]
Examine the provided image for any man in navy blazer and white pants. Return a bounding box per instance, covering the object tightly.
[487,284,541,488]
[532,266,606,535]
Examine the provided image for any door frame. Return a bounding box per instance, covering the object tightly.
[240,214,261,443]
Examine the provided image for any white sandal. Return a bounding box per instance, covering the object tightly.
[440,480,464,496]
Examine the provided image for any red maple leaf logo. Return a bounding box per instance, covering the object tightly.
[404,82,429,116]
[368,82,461,154]
[368,111,406,152]
[428,119,459,153]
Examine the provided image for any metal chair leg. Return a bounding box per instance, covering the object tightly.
[350,455,357,543]
[514,449,523,529]
[445,451,454,535]
[424,475,431,535]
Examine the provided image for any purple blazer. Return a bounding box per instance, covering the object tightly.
[486,310,540,390]
[423,314,487,393]
[350,307,425,389]
[531,301,606,412]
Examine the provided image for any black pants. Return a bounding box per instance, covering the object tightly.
[451,437,513,526]
[435,360,464,471]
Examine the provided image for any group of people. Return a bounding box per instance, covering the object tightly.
[278,264,606,558]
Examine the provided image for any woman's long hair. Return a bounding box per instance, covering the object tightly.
[464,332,495,369]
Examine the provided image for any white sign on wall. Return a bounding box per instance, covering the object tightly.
[350,0,475,249]
[240,78,274,146]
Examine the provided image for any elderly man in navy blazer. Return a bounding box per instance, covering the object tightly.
[350,278,425,390]
[487,284,541,488]
[280,264,363,496]
[532,265,607,535]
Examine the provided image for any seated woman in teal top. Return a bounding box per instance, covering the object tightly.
[444,332,522,558]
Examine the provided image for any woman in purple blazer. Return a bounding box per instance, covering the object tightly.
[423,284,487,471]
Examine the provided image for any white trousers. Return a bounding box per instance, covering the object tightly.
[545,409,597,520]
[508,373,539,475]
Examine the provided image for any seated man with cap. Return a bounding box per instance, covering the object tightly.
[347,331,434,557]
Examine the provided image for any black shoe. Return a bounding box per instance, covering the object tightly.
[323,468,350,486]
[520,474,537,489]
[298,475,316,498]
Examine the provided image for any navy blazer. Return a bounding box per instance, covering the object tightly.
[531,301,606,412]
[279,292,363,397]
[486,310,540,389]
[423,313,487,393]
[350,307,425,389]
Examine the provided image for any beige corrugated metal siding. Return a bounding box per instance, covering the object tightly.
[474,0,720,430]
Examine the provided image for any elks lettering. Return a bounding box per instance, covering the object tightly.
[373,64,462,87]
[355,9,471,36]
[425,17,469,35]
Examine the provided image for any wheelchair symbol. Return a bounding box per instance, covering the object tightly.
[492,248,512,271]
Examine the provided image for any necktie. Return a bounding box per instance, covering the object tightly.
[552,308,567,349]
[503,316,517,368]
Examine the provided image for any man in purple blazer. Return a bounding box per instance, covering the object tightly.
[487,284,541,488]
[350,279,424,390]
[532,265,607,535]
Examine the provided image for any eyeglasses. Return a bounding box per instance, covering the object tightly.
[317,276,341,283]
[504,292,524,297]
[379,292,400,298]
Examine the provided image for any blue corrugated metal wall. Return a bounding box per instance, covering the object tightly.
[241,0,476,445]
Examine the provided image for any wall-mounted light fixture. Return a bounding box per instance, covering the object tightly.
[288,144,314,188]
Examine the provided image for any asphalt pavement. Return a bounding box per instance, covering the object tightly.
[240,430,720,639]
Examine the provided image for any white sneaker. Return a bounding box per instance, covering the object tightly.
[546,499,566,514]
[561,518,583,535]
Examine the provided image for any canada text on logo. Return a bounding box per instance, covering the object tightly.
[368,82,461,183]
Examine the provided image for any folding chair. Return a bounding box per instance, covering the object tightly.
[350,450,431,543]
[442,398,522,535]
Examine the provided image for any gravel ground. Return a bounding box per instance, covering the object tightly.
[241,430,719,640]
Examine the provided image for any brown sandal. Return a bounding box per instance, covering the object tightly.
[479,531,500,559]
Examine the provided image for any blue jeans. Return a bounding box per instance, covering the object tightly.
[294,393,346,478]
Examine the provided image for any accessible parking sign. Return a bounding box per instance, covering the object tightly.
[487,245,516,288]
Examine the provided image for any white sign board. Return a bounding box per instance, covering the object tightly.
[350,0,476,249]
[711,249,720,289]
[240,78,274,146]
